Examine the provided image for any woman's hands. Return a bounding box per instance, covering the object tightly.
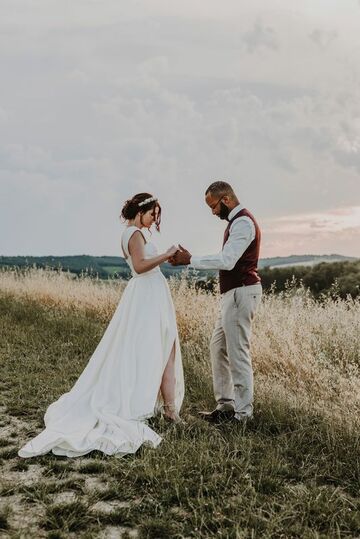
[165,245,179,260]
[128,231,183,273]
[169,244,192,266]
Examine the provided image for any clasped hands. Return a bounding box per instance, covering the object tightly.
[168,244,191,266]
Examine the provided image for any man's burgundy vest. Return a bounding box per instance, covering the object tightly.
[219,208,261,294]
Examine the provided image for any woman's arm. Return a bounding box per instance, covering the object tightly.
[128,231,177,274]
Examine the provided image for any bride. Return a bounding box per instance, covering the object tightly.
[18,193,184,458]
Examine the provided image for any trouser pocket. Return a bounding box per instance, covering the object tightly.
[232,286,262,316]
[247,291,262,317]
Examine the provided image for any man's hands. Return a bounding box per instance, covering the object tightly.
[165,245,179,259]
[169,244,192,266]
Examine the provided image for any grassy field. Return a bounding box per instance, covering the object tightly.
[0,268,359,538]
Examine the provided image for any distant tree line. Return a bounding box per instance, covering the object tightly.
[260,260,360,298]
[1,256,358,299]
[195,260,359,299]
[0,255,210,281]
[0,255,130,280]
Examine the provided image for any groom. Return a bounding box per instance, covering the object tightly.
[170,181,262,424]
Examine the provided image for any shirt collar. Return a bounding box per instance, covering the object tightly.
[228,203,244,221]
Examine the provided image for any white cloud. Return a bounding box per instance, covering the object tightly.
[0,107,9,122]
[242,20,279,53]
[0,0,359,257]
[309,29,338,48]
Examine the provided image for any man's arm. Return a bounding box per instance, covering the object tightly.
[190,217,255,270]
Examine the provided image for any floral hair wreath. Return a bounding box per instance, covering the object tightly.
[138,196,158,207]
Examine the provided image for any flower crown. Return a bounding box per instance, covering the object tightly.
[138,196,157,207]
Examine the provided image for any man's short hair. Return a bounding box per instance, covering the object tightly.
[205,181,235,198]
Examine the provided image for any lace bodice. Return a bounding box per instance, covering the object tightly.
[121,226,161,277]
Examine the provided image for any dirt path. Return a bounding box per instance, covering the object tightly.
[0,406,139,538]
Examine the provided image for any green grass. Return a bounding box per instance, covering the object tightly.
[77,461,107,474]
[42,462,73,481]
[41,501,94,532]
[0,291,360,537]
[0,438,13,448]
[10,459,29,472]
[101,265,126,275]
[0,446,19,460]
[0,511,10,532]
[19,478,85,498]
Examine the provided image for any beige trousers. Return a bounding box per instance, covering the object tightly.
[210,283,262,418]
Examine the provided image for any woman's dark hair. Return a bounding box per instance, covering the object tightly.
[120,192,161,232]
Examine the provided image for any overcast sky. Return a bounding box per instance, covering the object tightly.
[1,0,359,259]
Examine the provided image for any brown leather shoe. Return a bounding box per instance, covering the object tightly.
[198,409,235,423]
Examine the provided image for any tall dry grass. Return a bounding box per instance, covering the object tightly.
[1,267,360,537]
[0,267,126,320]
[1,266,359,428]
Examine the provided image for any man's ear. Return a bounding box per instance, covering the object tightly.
[222,195,231,206]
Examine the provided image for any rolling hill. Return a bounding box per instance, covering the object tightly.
[0,254,356,280]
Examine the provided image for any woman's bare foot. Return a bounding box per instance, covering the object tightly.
[162,403,181,423]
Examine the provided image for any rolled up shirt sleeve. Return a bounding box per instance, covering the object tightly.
[190,217,255,271]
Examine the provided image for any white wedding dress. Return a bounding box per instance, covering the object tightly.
[18,226,184,458]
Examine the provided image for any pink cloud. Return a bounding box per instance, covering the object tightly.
[261,206,360,257]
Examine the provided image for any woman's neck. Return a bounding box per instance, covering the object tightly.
[128,217,143,228]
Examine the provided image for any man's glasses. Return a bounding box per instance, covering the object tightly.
[209,196,223,211]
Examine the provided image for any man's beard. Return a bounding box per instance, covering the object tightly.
[219,202,230,220]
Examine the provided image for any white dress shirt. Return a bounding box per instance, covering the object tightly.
[190,204,255,271]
